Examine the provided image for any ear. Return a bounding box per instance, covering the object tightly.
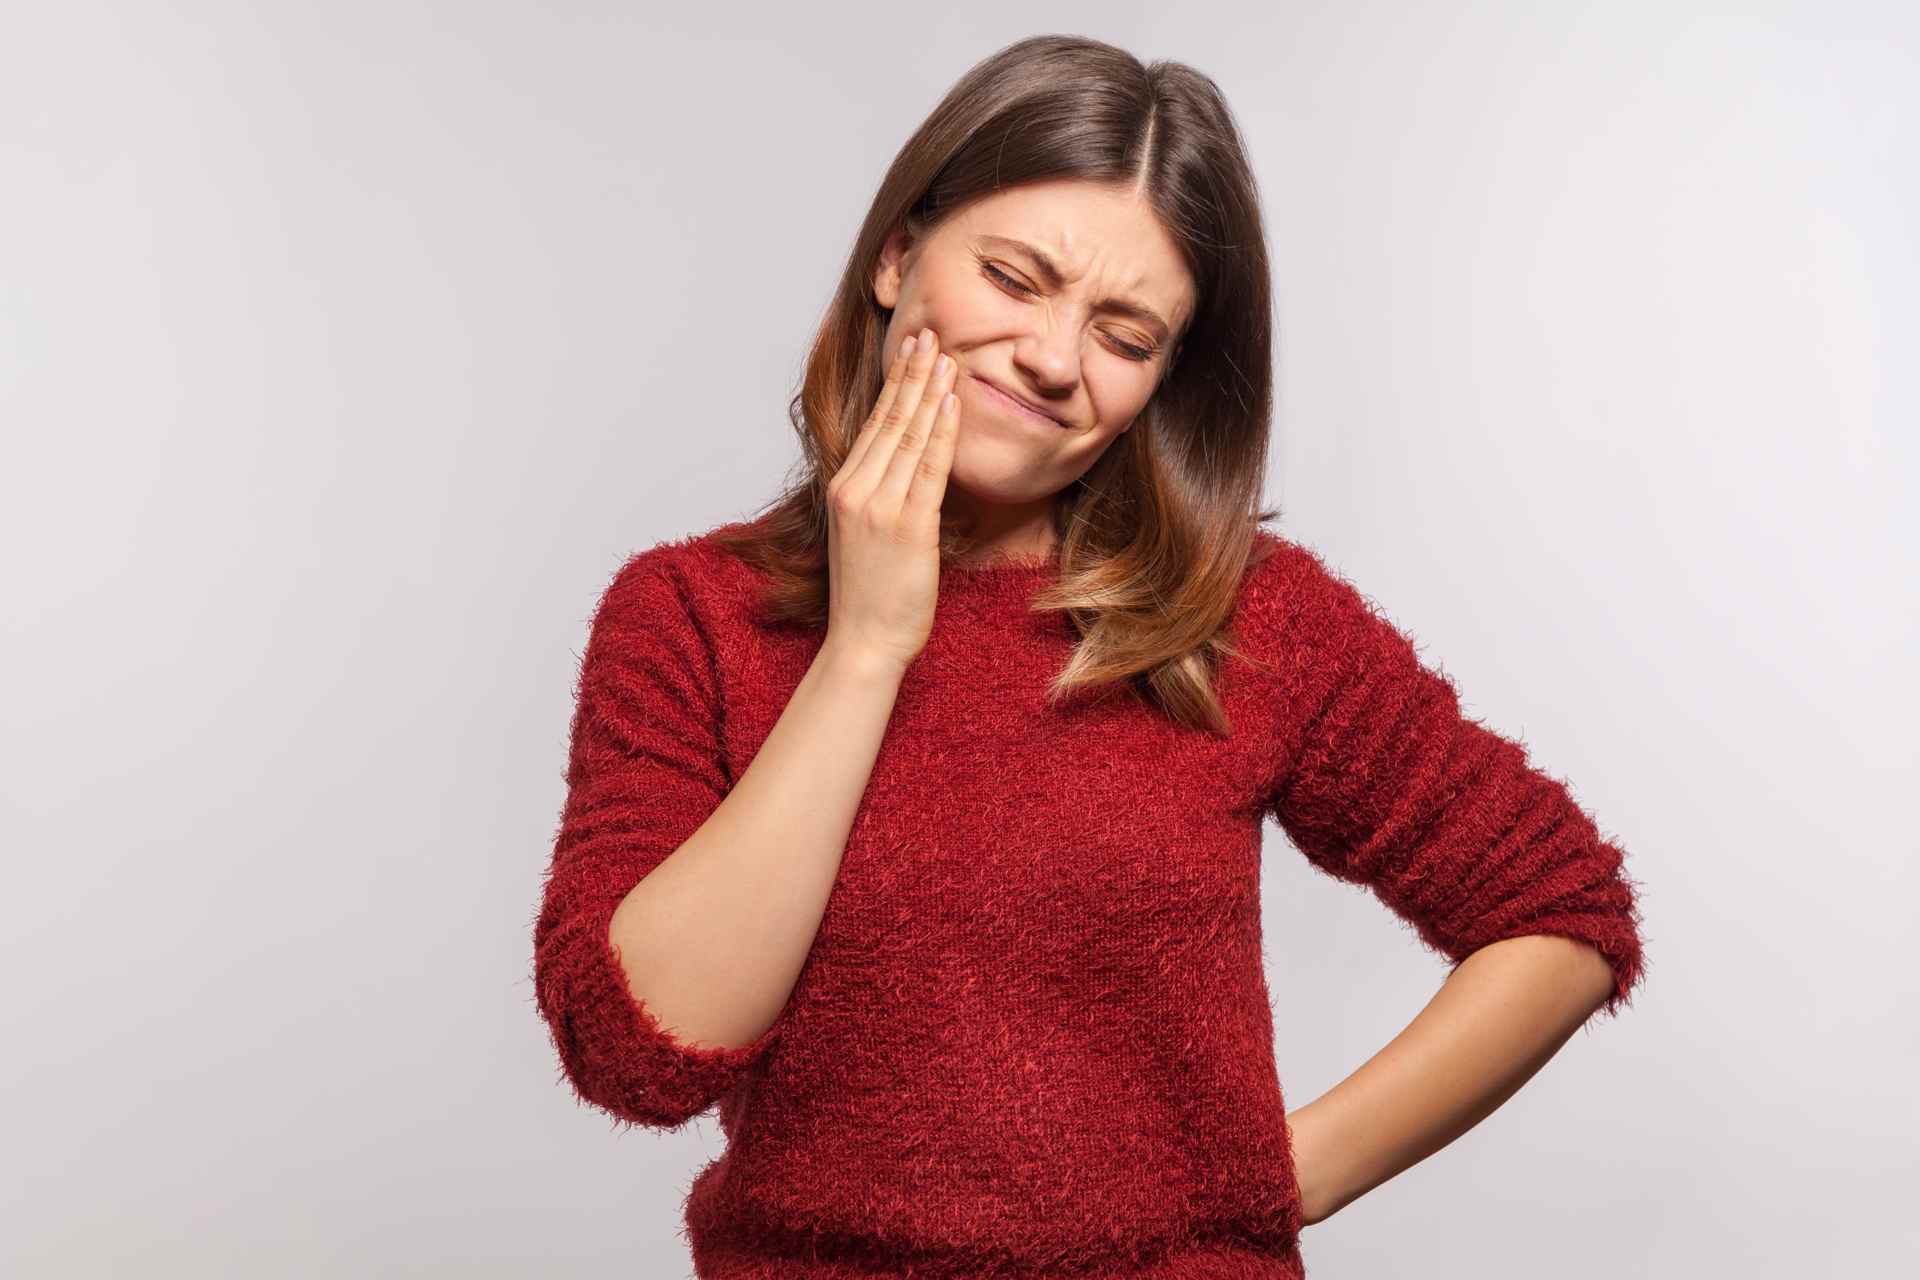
[872,227,911,309]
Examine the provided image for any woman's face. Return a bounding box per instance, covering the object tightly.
[871,179,1196,520]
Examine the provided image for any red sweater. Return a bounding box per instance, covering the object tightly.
[531,523,1646,1278]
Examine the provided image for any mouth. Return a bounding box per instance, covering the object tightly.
[967,373,1070,429]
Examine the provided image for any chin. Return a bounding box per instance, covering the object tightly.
[944,454,1061,505]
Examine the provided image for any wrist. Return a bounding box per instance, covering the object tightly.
[1287,1102,1348,1229]
[817,634,914,685]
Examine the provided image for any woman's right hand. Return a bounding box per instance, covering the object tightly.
[822,326,963,673]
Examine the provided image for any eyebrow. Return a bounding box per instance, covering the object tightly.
[974,234,1174,341]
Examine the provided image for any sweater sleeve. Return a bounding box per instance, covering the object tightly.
[531,549,785,1130]
[1257,544,1648,1023]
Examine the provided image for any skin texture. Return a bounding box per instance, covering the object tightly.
[1288,934,1620,1226]
[612,176,1624,1229]
[870,178,1197,563]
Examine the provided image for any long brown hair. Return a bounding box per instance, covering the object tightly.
[711,33,1282,735]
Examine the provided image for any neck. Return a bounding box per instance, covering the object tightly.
[941,496,1060,568]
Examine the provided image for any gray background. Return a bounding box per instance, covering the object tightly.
[4,1,1914,1275]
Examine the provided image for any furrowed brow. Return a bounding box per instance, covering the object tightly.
[975,234,1171,341]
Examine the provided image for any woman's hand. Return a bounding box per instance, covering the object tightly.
[822,326,962,673]
[1288,1103,1342,1230]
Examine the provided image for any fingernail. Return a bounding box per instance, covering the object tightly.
[935,354,952,375]
[900,336,915,360]
[916,328,933,351]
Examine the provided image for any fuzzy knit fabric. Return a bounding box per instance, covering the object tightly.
[531,521,1647,1279]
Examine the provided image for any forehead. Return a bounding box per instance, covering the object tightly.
[939,181,1193,324]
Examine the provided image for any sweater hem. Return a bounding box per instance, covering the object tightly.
[689,1237,1307,1279]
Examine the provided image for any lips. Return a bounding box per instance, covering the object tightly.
[968,373,1069,428]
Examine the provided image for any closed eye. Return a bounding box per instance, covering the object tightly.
[982,261,1036,298]
[978,261,1158,362]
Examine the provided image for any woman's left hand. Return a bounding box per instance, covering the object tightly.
[1287,1104,1340,1229]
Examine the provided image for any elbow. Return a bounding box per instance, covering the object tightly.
[542,1007,725,1131]
[1444,842,1648,1024]
[536,968,744,1131]
[1489,929,1645,1024]
[541,1013,714,1128]
[532,903,776,1131]
[1564,935,1632,1017]
[1584,929,1647,1022]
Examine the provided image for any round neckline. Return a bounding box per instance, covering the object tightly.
[940,552,1062,578]
[929,551,1067,631]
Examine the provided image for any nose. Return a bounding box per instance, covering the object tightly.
[1010,324,1082,398]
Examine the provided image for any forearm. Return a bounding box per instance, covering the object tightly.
[608,637,907,1050]
[1287,934,1618,1226]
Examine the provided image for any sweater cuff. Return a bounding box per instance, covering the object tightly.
[537,898,783,1130]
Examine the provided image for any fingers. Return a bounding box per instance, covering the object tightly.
[841,333,915,477]
[885,328,941,445]
[902,383,961,519]
[877,355,958,514]
[839,327,944,505]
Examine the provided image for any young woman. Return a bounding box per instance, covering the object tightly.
[532,34,1647,1280]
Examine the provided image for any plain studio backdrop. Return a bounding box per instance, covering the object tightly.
[3,2,1914,1276]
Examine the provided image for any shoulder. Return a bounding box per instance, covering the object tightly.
[1233,527,1422,680]
[579,522,771,678]
[1239,527,1373,628]
[600,520,765,619]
